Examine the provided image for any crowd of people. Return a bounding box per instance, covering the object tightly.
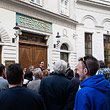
[0,56,110,110]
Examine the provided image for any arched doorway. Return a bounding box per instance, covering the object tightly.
[60,43,68,62]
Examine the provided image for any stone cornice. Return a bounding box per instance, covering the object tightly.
[77,0,110,8]
[95,25,104,29]
[7,0,78,25]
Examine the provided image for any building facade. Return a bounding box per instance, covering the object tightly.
[0,0,77,71]
[0,0,110,70]
[76,0,110,66]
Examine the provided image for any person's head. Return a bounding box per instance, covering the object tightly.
[53,60,67,75]
[40,61,44,67]
[98,60,105,68]
[67,62,70,68]
[23,68,27,72]
[74,68,78,76]
[33,68,43,79]
[107,64,110,69]
[6,64,23,85]
[29,65,34,72]
[77,56,99,81]
[23,68,27,75]
[43,69,49,77]
[0,64,5,76]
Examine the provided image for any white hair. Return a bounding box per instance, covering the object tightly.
[53,60,67,74]
[29,65,34,69]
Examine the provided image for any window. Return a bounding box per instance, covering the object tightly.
[30,0,41,5]
[60,44,68,62]
[60,0,69,16]
[104,35,110,67]
[60,52,68,62]
[60,44,68,50]
[85,33,92,56]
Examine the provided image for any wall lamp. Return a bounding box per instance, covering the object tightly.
[54,32,61,48]
[12,23,22,43]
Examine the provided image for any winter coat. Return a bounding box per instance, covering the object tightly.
[0,86,45,110]
[39,73,77,110]
[27,78,41,92]
[75,74,110,110]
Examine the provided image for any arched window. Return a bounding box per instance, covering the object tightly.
[60,43,68,50]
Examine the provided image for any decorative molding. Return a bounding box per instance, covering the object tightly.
[81,15,98,26]
[59,37,73,51]
[5,0,78,25]
[63,29,67,37]
[0,24,11,43]
[95,25,104,29]
[101,18,110,26]
[20,34,46,43]
[77,0,110,8]
[73,33,78,39]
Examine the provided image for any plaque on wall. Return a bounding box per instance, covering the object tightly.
[5,61,15,69]
[16,13,52,33]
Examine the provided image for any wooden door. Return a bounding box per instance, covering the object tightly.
[33,46,47,68]
[19,44,47,69]
[19,44,33,69]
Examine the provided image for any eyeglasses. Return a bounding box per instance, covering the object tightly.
[81,57,90,73]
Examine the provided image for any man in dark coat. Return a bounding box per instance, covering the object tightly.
[39,60,77,110]
[71,68,80,91]
[65,62,74,80]
[0,64,45,110]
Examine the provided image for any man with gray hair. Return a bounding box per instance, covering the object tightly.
[27,68,43,92]
[39,60,77,110]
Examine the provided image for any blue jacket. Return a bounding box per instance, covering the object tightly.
[75,74,110,110]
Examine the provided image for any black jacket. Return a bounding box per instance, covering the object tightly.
[65,68,74,80]
[0,86,45,110]
[24,71,33,81]
[39,73,77,110]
